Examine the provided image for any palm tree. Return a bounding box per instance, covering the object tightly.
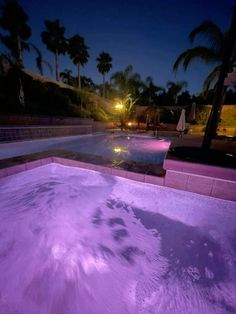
[111,65,142,99]
[0,0,32,106]
[96,52,112,98]
[80,75,97,91]
[173,5,236,149]
[0,1,50,76]
[67,34,89,88]
[166,81,188,105]
[41,19,67,81]
[0,0,31,67]
[27,43,53,76]
[60,69,76,86]
[138,76,163,105]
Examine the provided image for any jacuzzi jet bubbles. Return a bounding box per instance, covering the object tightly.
[0,164,235,314]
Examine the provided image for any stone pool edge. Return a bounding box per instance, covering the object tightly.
[0,157,235,202]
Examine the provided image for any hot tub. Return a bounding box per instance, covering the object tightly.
[0,163,235,313]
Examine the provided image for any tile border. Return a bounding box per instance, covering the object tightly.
[0,156,235,202]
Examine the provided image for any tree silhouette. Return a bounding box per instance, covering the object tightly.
[41,19,67,81]
[173,5,236,149]
[0,0,31,66]
[111,65,142,99]
[0,0,32,106]
[60,69,76,86]
[67,34,89,88]
[96,52,112,98]
[166,81,188,105]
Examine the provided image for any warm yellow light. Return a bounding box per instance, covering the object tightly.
[115,103,124,110]
[127,122,132,126]
[113,146,122,153]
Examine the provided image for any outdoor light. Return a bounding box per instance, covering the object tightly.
[115,102,124,110]
[113,146,122,153]
[127,122,132,126]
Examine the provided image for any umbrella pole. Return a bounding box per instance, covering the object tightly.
[179,131,183,138]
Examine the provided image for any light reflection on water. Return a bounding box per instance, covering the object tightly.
[46,134,171,164]
[0,133,171,164]
[59,134,171,164]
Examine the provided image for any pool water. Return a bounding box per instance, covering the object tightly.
[0,133,170,164]
[0,163,235,314]
[50,134,170,164]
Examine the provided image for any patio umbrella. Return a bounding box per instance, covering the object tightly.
[176,109,186,137]
[188,102,196,122]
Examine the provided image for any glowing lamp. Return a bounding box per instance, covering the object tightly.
[113,146,122,153]
[115,103,124,110]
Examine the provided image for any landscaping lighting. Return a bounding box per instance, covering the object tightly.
[115,102,124,110]
[113,146,122,153]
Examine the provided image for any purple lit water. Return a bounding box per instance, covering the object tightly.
[0,163,236,313]
[0,133,170,164]
[50,134,170,163]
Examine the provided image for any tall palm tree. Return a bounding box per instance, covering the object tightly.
[67,34,89,88]
[0,0,32,106]
[41,19,66,81]
[0,0,31,67]
[96,52,112,98]
[0,2,50,76]
[173,5,236,149]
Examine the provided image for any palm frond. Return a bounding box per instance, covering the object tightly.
[173,46,220,72]
[189,21,223,52]
[42,60,53,75]
[202,65,221,91]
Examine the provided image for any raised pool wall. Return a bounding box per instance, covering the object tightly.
[0,157,235,202]
[0,122,113,142]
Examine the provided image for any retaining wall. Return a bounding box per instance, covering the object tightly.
[0,114,94,126]
[0,125,93,142]
[0,115,113,141]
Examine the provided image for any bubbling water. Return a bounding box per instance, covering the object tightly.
[0,163,235,314]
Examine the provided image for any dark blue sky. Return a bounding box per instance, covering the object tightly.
[2,0,235,94]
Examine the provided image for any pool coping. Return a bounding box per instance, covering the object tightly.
[0,156,235,202]
[0,157,164,186]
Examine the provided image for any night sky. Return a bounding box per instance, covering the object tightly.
[1,0,235,94]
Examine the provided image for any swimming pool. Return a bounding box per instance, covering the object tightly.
[0,163,235,313]
[0,133,170,165]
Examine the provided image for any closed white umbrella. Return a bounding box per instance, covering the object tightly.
[176,109,186,137]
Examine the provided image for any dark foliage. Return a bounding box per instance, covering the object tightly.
[0,71,81,116]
